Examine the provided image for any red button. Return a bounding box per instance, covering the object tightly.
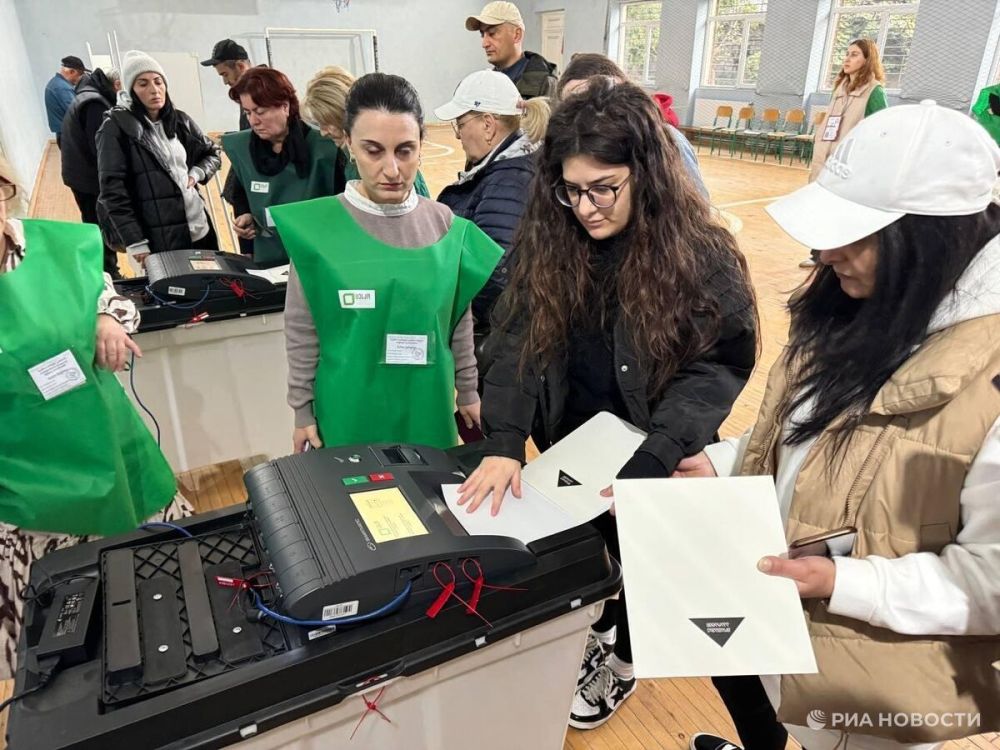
[369,472,394,482]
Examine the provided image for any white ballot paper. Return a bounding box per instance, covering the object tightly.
[613,476,817,678]
[441,412,646,543]
[247,264,291,285]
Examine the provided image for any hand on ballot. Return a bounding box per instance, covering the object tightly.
[457,456,522,516]
[758,555,836,599]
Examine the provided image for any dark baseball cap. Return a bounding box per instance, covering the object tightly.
[201,39,249,66]
[61,56,88,72]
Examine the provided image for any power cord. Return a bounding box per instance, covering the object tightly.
[128,351,161,446]
[139,521,194,539]
[0,655,61,714]
[248,580,413,631]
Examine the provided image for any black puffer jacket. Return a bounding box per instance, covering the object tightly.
[437,133,536,327]
[481,249,758,474]
[96,106,221,252]
[60,70,116,195]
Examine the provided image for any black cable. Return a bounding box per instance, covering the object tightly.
[129,351,161,446]
[0,656,61,714]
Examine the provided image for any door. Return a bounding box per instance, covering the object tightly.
[540,10,565,73]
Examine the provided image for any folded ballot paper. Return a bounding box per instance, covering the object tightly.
[441,412,646,544]
[613,476,817,677]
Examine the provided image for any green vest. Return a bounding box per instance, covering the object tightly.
[222,127,342,267]
[0,220,176,535]
[270,197,502,449]
[973,84,1000,146]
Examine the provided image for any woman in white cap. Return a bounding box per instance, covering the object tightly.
[680,100,1000,750]
[96,50,221,272]
[436,70,549,352]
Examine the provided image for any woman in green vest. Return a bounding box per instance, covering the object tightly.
[271,73,503,453]
[224,67,346,268]
[302,65,432,197]
[0,156,189,677]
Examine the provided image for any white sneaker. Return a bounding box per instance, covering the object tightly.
[568,663,636,730]
[577,630,614,688]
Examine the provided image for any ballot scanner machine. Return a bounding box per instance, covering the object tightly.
[7,444,621,750]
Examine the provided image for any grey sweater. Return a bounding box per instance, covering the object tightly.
[285,184,478,428]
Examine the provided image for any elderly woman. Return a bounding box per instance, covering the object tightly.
[303,65,431,198]
[224,67,345,267]
[96,50,221,272]
[435,70,549,338]
[0,155,190,677]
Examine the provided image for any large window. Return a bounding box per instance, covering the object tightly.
[822,1,919,91]
[702,0,767,88]
[618,2,661,85]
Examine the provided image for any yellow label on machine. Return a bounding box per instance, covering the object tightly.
[349,487,429,543]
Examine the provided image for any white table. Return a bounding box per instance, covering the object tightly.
[117,312,293,472]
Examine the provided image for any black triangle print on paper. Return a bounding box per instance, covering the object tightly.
[690,617,745,647]
[557,470,582,487]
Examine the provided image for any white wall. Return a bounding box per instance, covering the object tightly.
[0,0,51,197]
[522,0,611,67]
[13,0,492,134]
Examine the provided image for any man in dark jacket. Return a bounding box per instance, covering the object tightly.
[61,68,121,276]
[45,56,87,146]
[466,2,557,99]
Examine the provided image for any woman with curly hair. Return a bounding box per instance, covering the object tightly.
[457,78,758,727]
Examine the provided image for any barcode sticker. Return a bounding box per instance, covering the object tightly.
[168,286,186,297]
[322,600,359,620]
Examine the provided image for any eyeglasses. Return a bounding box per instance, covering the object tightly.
[0,183,16,202]
[554,176,630,209]
[452,113,486,137]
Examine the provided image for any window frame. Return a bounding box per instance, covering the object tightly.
[820,0,920,93]
[616,1,662,86]
[700,0,768,89]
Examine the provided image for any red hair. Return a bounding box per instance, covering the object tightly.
[229,68,300,120]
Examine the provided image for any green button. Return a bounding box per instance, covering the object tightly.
[342,475,370,486]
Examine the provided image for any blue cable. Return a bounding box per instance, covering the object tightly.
[129,351,161,446]
[140,521,195,538]
[251,580,413,630]
[144,284,211,310]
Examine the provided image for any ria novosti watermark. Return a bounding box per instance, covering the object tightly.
[806,709,981,731]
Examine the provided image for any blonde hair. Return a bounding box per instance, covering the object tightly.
[303,65,356,131]
[0,153,26,217]
[493,97,550,144]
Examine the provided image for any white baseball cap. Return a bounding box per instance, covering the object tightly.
[466,1,525,31]
[434,70,523,121]
[766,100,1000,251]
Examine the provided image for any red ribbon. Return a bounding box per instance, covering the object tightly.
[350,686,391,740]
[425,562,493,627]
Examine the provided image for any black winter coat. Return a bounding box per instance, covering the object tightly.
[60,70,116,195]
[96,106,221,252]
[437,135,536,327]
[480,250,758,475]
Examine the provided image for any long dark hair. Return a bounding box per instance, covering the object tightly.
[344,73,425,138]
[493,78,754,396]
[130,89,179,138]
[785,204,1000,448]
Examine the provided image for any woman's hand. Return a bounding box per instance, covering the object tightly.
[234,213,257,240]
[187,176,197,189]
[457,402,481,429]
[758,555,836,599]
[671,451,718,478]
[457,456,521,516]
[95,314,142,371]
[293,425,323,453]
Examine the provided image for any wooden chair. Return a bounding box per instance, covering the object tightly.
[743,108,781,160]
[690,105,734,152]
[793,109,827,165]
[711,106,755,156]
[763,108,806,164]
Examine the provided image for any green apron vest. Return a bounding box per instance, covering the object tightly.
[270,197,502,449]
[0,220,176,535]
[973,84,1000,146]
[222,128,342,267]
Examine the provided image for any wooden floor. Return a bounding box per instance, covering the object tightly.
[18,130,998,750]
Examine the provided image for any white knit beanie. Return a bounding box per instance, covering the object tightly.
[118,50,167,107]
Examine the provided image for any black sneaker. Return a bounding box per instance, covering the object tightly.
[690,733,744,750]
[569,663,637,729]
[577,631,614,688]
